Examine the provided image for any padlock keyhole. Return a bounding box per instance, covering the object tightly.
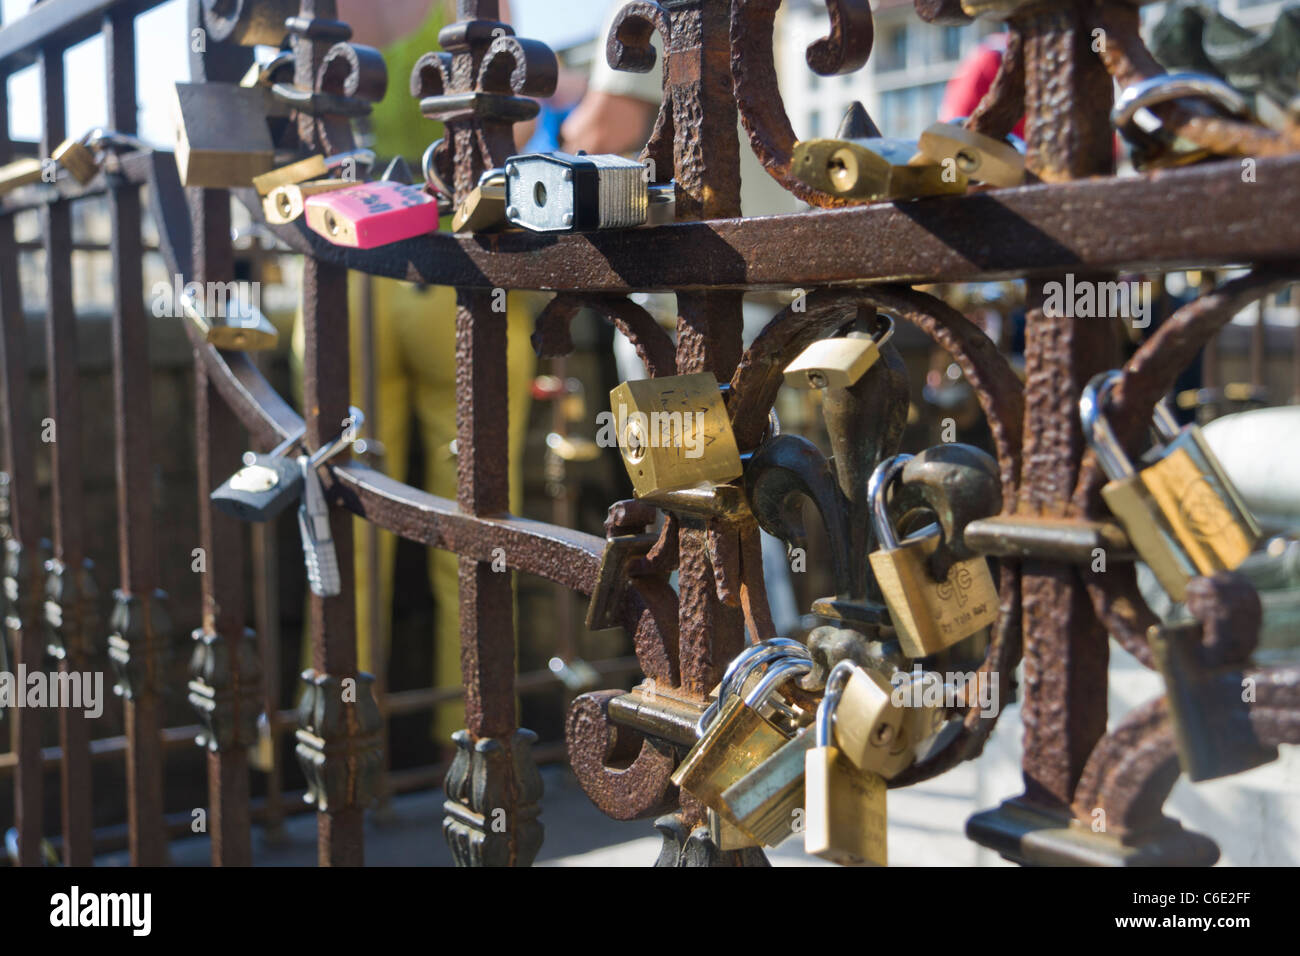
[533,181,547,207]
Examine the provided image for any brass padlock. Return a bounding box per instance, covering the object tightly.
[1080,370,1260,602]
[805,661,888,866]
[719,726,814,848]
[826,662,905,775]
[252,154,330,195]
[1149,621,1277,782]
[0,157,48,194]
[867,454,999,658]
[672,657,809,813]
[452,168,507,233]
[695,638,813,735]
[51,137,99,184]
[609,372,744,498]
[173,81,274,188]
[263,179,354,225]
[876,669,964,779]
[791,136,967,202]
[916,121,1025,188]
[1112,73,1250,171]
[180,289,278,352]
[784,315,894,390]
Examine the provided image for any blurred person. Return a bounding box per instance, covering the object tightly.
[292,0,536,747]
[938,31,1024,138]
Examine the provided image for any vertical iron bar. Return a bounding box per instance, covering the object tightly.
[41,41,97,868]
[0,64,45,870]
[99,12,168,866]
[1015,6,1116,809]
[191,187,253,865]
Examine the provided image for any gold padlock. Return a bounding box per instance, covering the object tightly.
[263,179,354,225]
[916,121,1025,188]
[791,136,967,202]
[180,289,279,352]
[1080,371,1260,601]
[173,81,274,188]
[784,315,894,390]
[608,372,743,498]
[867,455,999,658]
[825,662,905,775]
[719,727,814,847]
[252,154,330,195]
[672,656,809,813]
[452,168,507,233]
[51,137,99,184]
[0,157,47,194]
[805,661,888,866]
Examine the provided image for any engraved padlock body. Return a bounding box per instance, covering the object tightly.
[609,372,743,497]
[867,455,999,658]
[1081,371,1260,601]
[210,453,302,523]
[805,661,888,866]
[719,728,815,848]
[672,657,809,813]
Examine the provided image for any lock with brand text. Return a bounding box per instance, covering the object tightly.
[304,180,441,248]
[867,454,999,658]
[1080,370,1260,602]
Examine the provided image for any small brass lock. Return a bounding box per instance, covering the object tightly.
[608,372,743,498]
[263,179,354,225]
[805,661,889,866]
[0,158,47,194]
[1080,370,1260,601]
[792,136,967,202]
[51,138,99,184]
[784,315,894,390]
[826,662,905,775]
[252,154,330,195]
[452,168,508,233]
[672,656,809,814]
[172,81,274,188]
[180,289,279,352]
[916,121,1025,188]
[867,454,999,658]
[719,729,815,848]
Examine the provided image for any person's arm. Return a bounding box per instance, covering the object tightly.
[560,91,656,155]
[337,0,435,49]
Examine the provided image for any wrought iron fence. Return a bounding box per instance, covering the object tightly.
[0,0,1298,867]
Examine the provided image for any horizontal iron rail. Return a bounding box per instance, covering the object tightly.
[0,0,169,77]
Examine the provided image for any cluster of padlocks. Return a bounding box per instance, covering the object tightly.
[596,311,1262,865]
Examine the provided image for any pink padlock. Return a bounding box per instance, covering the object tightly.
[304,181,440,248]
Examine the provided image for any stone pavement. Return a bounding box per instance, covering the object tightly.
[96,644,1299,866]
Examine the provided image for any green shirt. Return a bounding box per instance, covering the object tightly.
[368,6,447,167]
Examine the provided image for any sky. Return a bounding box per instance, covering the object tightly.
[3,0,611,145]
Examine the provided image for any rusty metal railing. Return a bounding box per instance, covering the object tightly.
[2,0,1299,868]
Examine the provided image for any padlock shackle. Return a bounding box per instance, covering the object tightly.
[1079,370,1137,481]
[308,406,366,468]
[694,639,810,736]
[743,657,810,710]
[815,660,856,748]
[868,454,914,551]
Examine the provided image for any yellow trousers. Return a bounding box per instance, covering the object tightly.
[293,276,536,746]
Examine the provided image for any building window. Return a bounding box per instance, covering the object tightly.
[877,25,908,71]
[942,25,963,61]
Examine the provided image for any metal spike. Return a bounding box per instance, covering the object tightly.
[837,101,882,140]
